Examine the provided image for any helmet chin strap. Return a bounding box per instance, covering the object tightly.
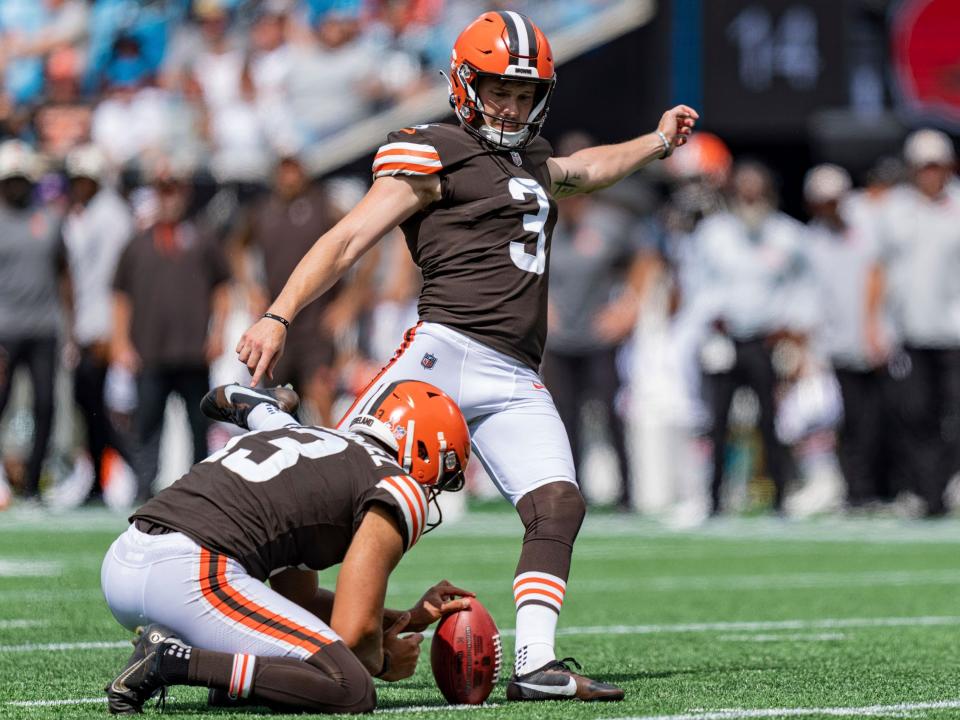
[479,123,530,148]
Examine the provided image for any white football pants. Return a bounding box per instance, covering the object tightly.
[339,322,576,504]
[101,524,340,660]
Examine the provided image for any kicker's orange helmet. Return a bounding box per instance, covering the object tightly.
[348,380,470,493]
[448,11,556,149]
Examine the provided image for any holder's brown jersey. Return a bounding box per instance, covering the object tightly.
[132,426,428,581]
[373,123,558,369]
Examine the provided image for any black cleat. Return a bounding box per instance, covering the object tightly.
[105,624,185,714]
[200,384,300,430]
[506,657,624,702]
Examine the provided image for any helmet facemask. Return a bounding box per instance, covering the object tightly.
[449,63,555,150]
[407,432,467,537]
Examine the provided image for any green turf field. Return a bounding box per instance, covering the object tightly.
[2,508,960,719]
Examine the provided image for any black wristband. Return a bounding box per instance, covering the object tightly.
[375,651,391,678]
[263,312,290,329]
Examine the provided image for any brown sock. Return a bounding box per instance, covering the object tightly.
[185,647,235,687]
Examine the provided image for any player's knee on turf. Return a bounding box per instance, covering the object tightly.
[517,481,586,548]
[260,642,376,714]
[305,642,376,714]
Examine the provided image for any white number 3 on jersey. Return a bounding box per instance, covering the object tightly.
[508,177,549,275]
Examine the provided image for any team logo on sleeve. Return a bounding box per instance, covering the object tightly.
[421,353,438,369]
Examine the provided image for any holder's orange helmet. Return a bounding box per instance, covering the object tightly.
[448,11,556,149]
[348,380,470,492]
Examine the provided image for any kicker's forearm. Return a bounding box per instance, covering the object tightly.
[571,133,666,191]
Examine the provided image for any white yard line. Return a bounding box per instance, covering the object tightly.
[0,588,102,602]
[7,697,109,707]
[387,569,960,596]
[717,633,846,642]
[376,704,500,714]
[4,616,959,653]
[0,560,62,577]
[3,508,960,544]
[0,640,128,653]
[602,699,960,720]
[550,615,960,638]
[5,697,495,712]
[0,619,45,629]
[639,569,960,592]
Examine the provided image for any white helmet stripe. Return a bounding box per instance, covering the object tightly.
[504,11,530,67]
[402,419,415,471]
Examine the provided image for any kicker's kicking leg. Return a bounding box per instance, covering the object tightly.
[504,481,623,702]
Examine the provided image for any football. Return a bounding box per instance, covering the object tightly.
[430,598,502,705]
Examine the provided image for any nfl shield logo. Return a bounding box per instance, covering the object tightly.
[510,151,522,167]
[421,353,437,369]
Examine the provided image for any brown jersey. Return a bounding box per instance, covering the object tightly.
[132,426,429,581]
[372,123,557,369]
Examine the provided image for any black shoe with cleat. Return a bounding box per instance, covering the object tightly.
[200,384,300,430]
[105,624,185,714]
[506,657,624,702]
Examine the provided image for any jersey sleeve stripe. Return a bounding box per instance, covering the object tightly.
[373,154,442,168]
[376,142,440,156]
[384,475,425,546]
[376,477,419,548]
[373,147,440,162]
[394,475,428,537]
[373,162,443,178]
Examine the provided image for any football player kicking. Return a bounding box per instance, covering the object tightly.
[101,381,472,714]
[236,11,698,702]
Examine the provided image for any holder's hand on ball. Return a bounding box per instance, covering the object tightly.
[406,580,475,632]
[380,613,423,682]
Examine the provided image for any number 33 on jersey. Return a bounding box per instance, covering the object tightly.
[372,123,558,371]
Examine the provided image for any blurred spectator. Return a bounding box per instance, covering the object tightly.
[542,133,661,510]
[61,144,134,505]
[230,155,344,424]
[360,0,435,110]
[0,0,89,106]
[0,140,64,503]
[86,0,178,96]
[696,161,808,514]
[876,129,960,517]
[111,161,231,502]
[177,1,269,181]
[33,43,91,160]
[90,36,175,169]
[295,13,374,140]
[247,2,303,156]
[803,163,891,509]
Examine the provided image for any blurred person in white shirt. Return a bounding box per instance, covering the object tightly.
[803,163,894,510]
[174,1,269,181]
[875,129,960,517]
[61,144,135,505]
[90,35,175,169]
[696,161,808,515]
[291,13,375,141]
[248,2,305,157]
